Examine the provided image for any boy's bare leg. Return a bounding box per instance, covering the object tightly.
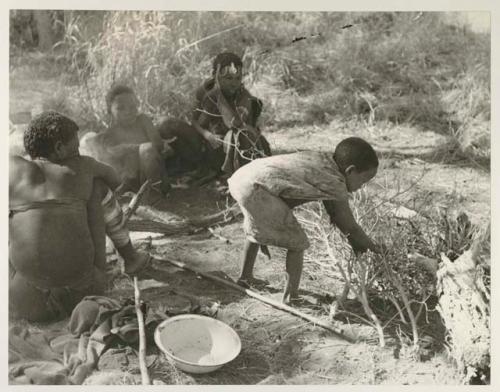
[88,179,107,270]
[139,143,171,195]
[240,240,259,278]
[100,186,151,274]
[283,249,304,304]
[237,240,269,287]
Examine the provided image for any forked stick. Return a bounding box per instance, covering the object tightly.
[123,180,152,222]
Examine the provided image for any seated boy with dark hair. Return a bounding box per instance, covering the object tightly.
[80,84,173,194]
[192,51,272,176]
[9,111,148,321]
[228,137,385,304]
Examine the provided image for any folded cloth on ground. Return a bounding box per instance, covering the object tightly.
[9,295,162,385]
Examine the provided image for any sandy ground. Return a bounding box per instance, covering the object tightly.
[113,181,465,385]
[8,56,490,385]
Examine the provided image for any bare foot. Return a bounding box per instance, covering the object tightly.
[159,180,172,196]
[237,277,270,289]
[283,296,307,306]
[124,251,152,275]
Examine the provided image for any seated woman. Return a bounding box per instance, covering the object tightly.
[192,51,272,176]
[80,85,173,194]
[9,112,147,322]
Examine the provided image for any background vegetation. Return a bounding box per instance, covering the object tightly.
[10,10,490,161]
[9,10,491,384]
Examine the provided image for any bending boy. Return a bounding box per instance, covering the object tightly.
[228,137,384,304]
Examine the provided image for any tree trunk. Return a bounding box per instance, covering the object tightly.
[33,10,53,51]
[436,242,490,384]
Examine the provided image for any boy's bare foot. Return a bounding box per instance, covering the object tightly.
[283,295,309,307]
[124,251,152,276]
[159,180,172,196]
[117,241,152,275]
[237,277,270,290]
[283,295,318,308]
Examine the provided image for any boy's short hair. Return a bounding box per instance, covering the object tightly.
[212,52,243,75]
[105,84,135,113]
[334,137,379,172]
[24,111,79,159]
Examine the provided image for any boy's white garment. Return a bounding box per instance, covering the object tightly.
[228,151,349,250]
[228,151,349,202]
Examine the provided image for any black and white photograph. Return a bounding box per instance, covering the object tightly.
[6,2,493,387]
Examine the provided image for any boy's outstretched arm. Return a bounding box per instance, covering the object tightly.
[323,199,379,254]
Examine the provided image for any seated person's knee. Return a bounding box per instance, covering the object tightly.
[139,143,164,165]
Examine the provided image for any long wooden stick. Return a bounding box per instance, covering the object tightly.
[134,276,151,385]
[127,204,241,235]
[159,257,356,343]
[125,182,152,385]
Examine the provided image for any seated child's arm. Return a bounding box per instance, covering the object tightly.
[323,199,379,254]
[87,179,107,270]
[138,114,164,154]
[193,112,210,138]
[82,156,122,191]
[192,89,214,140]
[193,112,222,149]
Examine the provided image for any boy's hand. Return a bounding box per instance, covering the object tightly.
[205,132,222,149]
[372,243,389,255]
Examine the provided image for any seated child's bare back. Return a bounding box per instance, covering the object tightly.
[9,112,120,289]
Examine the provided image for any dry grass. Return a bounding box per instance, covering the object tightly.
[15,11,486,164]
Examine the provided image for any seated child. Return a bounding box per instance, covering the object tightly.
[9,111,149,322]
[228,137,385,304]
[156,117,207,178]
[80,85,172,194]
[192,51,272,176]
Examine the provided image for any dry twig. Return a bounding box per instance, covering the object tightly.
[134,276,151,385]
